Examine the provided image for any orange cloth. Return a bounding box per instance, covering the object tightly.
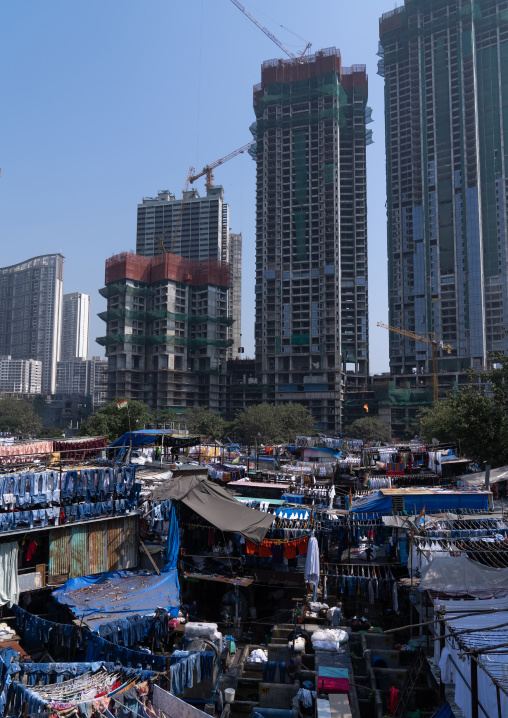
[246,540,257,555]
[259,542,272,557]
[286,542,297,560]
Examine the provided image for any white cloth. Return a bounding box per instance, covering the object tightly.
[439,647,454,684]
[0,542,19,606]
[304,536,320,585]
[153,684,209,717]
[246,648,267,663]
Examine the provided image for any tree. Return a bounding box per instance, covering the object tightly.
[233,403,316,444]
[418,384,507,468]
[347,416,391,443]
[184,407,227,441]
[0,398,42,436]
[233,404,279,444]
[79,399,152,443]
[275,403,316,443]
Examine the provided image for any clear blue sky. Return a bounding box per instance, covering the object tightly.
[0,0,395,374]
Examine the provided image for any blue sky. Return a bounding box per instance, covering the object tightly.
[0,0,395,373]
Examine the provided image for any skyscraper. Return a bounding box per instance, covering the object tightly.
[136,186,241,362]
[60,292,90,361]
[0,254,64,394]
[252,48,370,432]
[379,0,508,384]
[97,253,231,411]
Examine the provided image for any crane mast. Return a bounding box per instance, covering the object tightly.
[189,141,255,191]
[377,321,452,406]
[229,0,311,62]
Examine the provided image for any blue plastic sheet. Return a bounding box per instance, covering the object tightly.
[53,569,180,631]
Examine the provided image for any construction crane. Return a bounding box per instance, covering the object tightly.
[189,141,255,191]
[157,233,167,255]
[230,0,311,62]
[377,321,453,406]
[163,166,194,255]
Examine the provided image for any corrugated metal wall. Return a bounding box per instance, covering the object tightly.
[48,515,138,580]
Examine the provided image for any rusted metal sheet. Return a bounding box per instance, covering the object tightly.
[107,519,123,571]
[70,525,87,578]
[106,516,138,571]
[89,520,107,575]
[121,516,138,570]
[48,527,71,579]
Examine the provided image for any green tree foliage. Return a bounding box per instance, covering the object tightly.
[274,403,316,443]
[347,417,391,443]
[418,384,506,468]
[233,403,316,444]
[183,406,227,441]
[0,398,42,436]
[79,399,152,443]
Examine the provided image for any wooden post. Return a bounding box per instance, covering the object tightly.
[471,654,479,718]
[166,656,171,692]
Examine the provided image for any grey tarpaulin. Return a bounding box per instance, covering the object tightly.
[0,542,19,606]
[419,554,508,597]
[165,475,274,544]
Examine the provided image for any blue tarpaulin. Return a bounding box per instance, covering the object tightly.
[400,493,489,513]
[350,492,393,516]
[53,569,180,631]
[431,702,455,718]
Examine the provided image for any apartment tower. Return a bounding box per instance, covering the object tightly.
[252,48,370,432]
[136,186,241,352]
[0,254,64,394]
[379,0,508,386]
[60,292,90,361]
[98,253,231,412]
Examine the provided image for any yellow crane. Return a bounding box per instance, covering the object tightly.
[189,141,255,192]
[377,321,453,406]
[156,167,195,256]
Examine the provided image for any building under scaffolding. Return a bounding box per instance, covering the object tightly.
[97,252,233,412]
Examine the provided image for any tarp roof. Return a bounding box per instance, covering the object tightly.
[109,431,200,449]
[53,569,179,631]
[165,474,274,544]
[458,465,508,487]
[419,555,508,598]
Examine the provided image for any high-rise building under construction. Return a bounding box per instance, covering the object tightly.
[379,0,508,384]
[252,48,371,432]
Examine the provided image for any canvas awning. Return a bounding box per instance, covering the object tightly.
[165,474,274,544]
[419,554,508,597]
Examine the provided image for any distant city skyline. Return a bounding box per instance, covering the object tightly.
[0,1,392,374]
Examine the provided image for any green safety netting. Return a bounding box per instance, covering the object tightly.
[146,310,233,326]
[96,335,233,349]
[99,308,233,326]
[293,210,308,262]
[291,333,310,346]
[99,284,153,299]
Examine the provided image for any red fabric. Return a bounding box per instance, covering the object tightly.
[389,686,398,716]
[285,542,297,559]
[246,540,257,555]
[297,537,309,555]
[318,677,349,696]
[259,542,272,557]
[26,540,37,561]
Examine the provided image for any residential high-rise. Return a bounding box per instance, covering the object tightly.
[0,356,42,394]
[97,252,232,411]
[136,186,241,356]
[0,254,64,394]
[56,358,88,396]
[88,355,108,408]
[379,1,508,387]
[60,292,90,361]
[228,232,242,358]
[252,48,370,432]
